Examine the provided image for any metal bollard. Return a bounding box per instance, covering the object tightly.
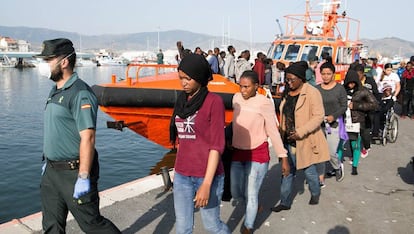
[161,166,173,191]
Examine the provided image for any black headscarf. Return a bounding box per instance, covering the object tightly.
[178,54,212,87]
[169,54,212,146]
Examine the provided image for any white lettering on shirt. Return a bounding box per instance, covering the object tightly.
[175,113,197,140]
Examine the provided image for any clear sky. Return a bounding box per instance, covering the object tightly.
[1,0,412,43]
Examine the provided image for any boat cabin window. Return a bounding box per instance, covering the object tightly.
[336,47,354,64]
[300,45,319,61]
[285,44,301,61]
[321,46,333,60]
[267,46,273,59]
[270,44,285,60]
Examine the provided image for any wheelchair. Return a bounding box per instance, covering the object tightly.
[380,106,399,145]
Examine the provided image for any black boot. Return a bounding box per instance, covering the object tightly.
[351,166,358,175]
[270,204,291,212]
[309,195,320,205]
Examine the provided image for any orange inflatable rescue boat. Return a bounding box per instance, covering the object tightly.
[92,64,276,149]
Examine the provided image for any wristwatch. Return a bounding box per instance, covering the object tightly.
[78,172,89,179]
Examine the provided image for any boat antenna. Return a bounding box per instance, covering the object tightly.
[275,19,283,38]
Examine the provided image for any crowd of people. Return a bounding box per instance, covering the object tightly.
[175,44,287,90]
[37,38,408,234]
[171,44,409,233]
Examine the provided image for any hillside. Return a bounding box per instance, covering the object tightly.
[1,26,414,58]
[362,37,414,59]
[0,26,264,53]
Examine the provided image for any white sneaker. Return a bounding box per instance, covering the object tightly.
[336,163,345,182]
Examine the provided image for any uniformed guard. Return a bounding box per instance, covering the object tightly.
[36,38,121,233]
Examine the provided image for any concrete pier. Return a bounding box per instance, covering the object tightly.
[1,119,414,234]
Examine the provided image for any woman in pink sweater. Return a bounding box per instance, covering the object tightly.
[231,70,289,233]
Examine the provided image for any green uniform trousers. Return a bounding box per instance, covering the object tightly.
[40,154,120,234]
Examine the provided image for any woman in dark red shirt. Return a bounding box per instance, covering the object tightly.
[170,54,230,234]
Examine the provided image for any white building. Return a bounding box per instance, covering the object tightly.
[0,36,30,52]
[17,40,30,52]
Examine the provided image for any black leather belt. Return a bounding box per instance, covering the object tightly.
[47,159,80,170]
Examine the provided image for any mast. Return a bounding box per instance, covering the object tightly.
[157,26,160,51]
[321,0,341,37]
[79,33,82,53]
[304,0,310,35]
[222,16,231,48]
[248,0,253,52]
[227,16,231,45]
[222,18,225,47]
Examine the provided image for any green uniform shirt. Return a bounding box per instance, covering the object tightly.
[43,73,98,161]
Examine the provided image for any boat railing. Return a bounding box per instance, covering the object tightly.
[116,64,178,85]
[283,11,361,44]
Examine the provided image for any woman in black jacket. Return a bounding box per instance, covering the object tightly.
[338,70,378,175]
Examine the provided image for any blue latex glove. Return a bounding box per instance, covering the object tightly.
[73,177,91,199]
[41,163,46,175]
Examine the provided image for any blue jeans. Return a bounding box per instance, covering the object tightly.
[280,145,320,207]
[230,161,269,229]
[173,172,230,234]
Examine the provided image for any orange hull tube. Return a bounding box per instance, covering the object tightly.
[100,106,234,149]
[95,65,241,149]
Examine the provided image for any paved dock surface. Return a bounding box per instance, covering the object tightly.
[1,118,414,234]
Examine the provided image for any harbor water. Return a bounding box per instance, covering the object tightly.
[0,66,169,224]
